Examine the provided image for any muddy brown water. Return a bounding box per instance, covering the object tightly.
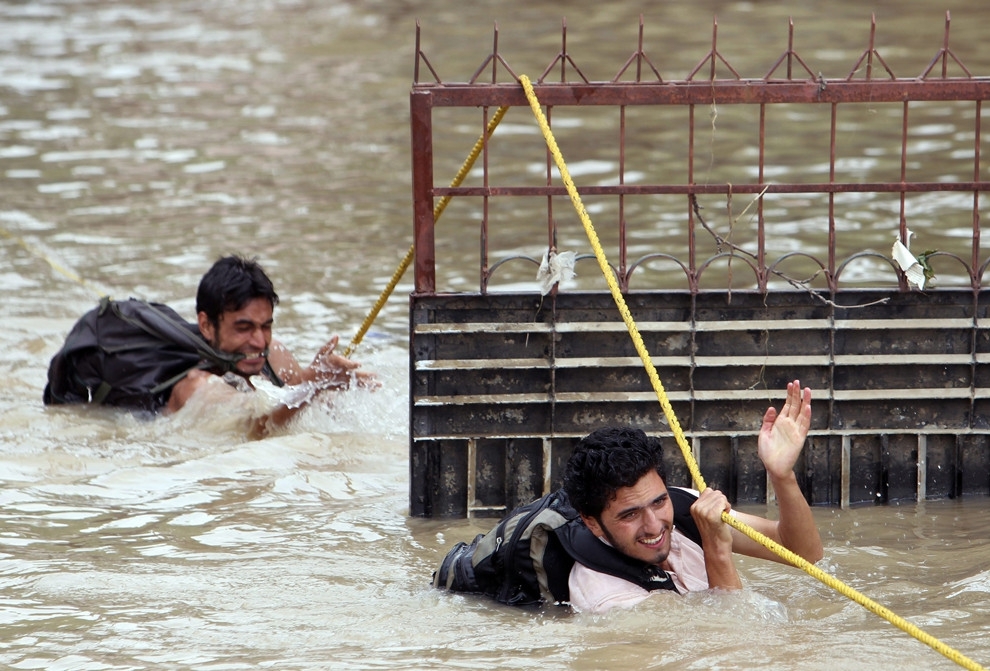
[2,1,990,669]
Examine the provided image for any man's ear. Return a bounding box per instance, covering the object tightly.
[580,513,604,538]
[197,312,215,342]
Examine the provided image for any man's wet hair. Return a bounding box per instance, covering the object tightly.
[196,255,279,328]
[562,426,667,519]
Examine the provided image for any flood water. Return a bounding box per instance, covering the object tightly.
[3,0,990,669]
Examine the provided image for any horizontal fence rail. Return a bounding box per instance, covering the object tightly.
[408,15,990,517]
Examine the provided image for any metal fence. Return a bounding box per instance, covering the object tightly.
[408,15,990,517]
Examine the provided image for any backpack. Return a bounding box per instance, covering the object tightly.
[43,296,244,413]
[432,487,703,607]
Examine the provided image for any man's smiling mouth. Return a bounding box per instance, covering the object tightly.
[639,530,666,547]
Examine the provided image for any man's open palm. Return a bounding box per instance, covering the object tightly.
[758,380,812,478]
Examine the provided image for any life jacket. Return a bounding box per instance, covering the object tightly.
[43,296,283,414]
[432,487,702,607]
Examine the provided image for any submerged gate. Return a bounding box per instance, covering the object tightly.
[408,15,990,517]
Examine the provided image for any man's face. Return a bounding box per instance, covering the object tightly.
[580,470,674,567]
[198,297,274,377]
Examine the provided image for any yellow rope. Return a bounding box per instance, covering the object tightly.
[343,105,511,358]
[0,226,108,298]
[518,73,986,671]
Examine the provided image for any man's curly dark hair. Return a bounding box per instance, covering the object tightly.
[562,426,666,519]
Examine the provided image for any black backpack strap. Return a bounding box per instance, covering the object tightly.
[261,359,285,387]
[668,486,703,548]
[541,531,576,603]
[148,364,203,396]
[555,519,679,593]
[90,381,113,404]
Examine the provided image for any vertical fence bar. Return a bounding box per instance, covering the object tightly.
[687,104,697,289]
[828,103,838,292]
[546,106,555,258]
[757,102,767,291]
[973,100,982,288]
[481,107,491,293]
[619,105,628,291]
[898,100,910,272]
[410,89,435,294]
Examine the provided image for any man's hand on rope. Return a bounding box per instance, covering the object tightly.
[309,335,379,390]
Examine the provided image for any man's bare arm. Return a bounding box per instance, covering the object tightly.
[730,380,824,564]
[167,338,377,436]
[166,369,216,415]
[691,488,743,590]
[167,369,304,438]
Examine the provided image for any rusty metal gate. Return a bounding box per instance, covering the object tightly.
[408,15,990,517]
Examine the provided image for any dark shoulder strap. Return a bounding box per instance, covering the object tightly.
[555,519,678,593]
[261,359,285,387]
[668,486,703,548]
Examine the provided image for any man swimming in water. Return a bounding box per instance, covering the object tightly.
[561,380,824,613]
[166,255,375,435]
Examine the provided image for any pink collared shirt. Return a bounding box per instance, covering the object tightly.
[567,527,712,614]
